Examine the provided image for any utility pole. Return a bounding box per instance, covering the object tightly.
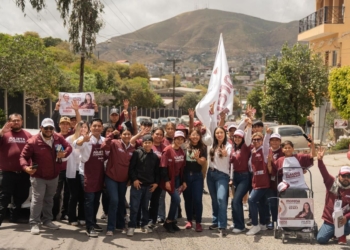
[262,57,268,122]
[167,58,182,109]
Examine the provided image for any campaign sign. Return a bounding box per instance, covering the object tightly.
[59,92,95,116]
[278,198,314,227]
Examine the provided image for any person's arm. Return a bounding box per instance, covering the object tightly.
[19,140,36,175]
[92,101,99,118]
[131,106,138,135]
[128,151,139,183]
[101,133,114,150]
[244,121,252,146]
[218,112,226,127]
[308,136,316,158]
[60,136,73,158]
[262,132,271,163]
[154,157,160,184]
[188,108,194,132]
[52,100,61,133]
[317,147,334,189]
[71,100,81,124]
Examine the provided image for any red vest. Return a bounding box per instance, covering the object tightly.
[251,147,270,189]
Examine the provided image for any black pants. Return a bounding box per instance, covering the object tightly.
[148,186,162,224]
[0,171,30,225]
[67,172,85,222]
[52,170,70,220]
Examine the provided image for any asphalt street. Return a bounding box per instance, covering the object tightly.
[0,152,350,250]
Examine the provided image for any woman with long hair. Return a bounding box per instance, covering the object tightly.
[230,119,252,234]
[65,121,89,226]
[183,128,207,232]
[102,126,135,236]
[163,122,175,146]
[295,202,314,219]
[79,93,94,109]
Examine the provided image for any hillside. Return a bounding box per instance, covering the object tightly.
[96,9,299,64]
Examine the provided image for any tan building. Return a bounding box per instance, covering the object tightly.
[150,78,169,89]
[298,0,348,67]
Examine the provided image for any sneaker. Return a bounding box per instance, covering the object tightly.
[86,227,98,237]
[148,221,157,229]
[338,235,347,245]
[219,228,227,237]
[243,203,249,211]
[209,224,218,230]
[94,224,103,232]
[246,219,252,226]
[141,226,153,233]
[185,221,193,229]
[127,228,135,237]
[195,223,203,232]
[172,222,180,231]
[42,221,59,230]
[70,222,79,226]
[30,224,40,235]
[246,225,261,235]
[229,224,235,229]
[106,230,113,236]
[60,215,69,221]
[115,228,126,233]
[157,218,165,224]
[79,220,86,226]
[232,228,245,233]
[267,222,274,230]
[260,224,267,231]
[100,213,107,220]
[163,222,175,233]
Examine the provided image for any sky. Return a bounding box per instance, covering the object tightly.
[0,0,315,43]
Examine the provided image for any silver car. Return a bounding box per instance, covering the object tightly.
[269,125,309,151]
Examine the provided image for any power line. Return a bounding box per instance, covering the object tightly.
[107,0,138,32]
[101,0,133,32]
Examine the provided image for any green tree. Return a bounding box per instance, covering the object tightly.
[42,36,63,47]
[247,84,263,119]
[261,43,328,124]
[129,63,149,79]
[328,66,350,119]
[177,93,201,113]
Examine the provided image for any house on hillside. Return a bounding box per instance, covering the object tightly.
[150,78,169,89]
[116,60,130,66]
[154,87,202,109]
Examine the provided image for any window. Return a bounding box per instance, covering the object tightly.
[332,51,338,67]
[278,127,303,137]
[325,51,329,66]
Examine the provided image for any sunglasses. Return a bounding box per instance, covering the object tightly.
[43,127,54,131]
[341,174,350,178]
[252,138,262,142]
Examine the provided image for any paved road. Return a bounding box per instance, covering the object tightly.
[1,153,350,250]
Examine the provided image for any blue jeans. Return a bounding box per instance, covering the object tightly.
[232,172,251,230]
[128,185,152,228]
[265,189,278,222]
[248,188,269,226]
[105,175,127,231]
[317,221,350,244]
[149,186,162,224]
[84,191,101,230]
[167,176,181,221]
[158,190,166,220]
[207,169,229,228]
[183,172,203,223]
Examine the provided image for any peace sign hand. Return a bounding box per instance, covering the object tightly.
[317,147,325,160]
[82,134,92,143]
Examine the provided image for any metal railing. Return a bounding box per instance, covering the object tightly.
[299,6,345,33]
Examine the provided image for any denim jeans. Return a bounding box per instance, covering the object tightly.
[265,189,278,222]
[231,172,251,230]
[128,185,152,228]
[66,171,85,222]
[84,191,101,230]
[53,170,70,220]
[158,190,166,220]
[105,175,127,231]
[206,169,229,228]
[248,188,269,226]
[317,221,350,244]
[149,186,162,224]
[183,172,203,223]
[167,176,181,221]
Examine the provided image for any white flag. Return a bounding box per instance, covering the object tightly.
[195,34,234,137]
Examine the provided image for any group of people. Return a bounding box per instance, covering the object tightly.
[0,100,350,245]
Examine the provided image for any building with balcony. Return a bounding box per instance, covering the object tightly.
[298,0,349,67]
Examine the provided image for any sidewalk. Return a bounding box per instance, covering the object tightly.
[0,153,348,250]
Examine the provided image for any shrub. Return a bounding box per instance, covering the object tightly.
[333,138,350,150]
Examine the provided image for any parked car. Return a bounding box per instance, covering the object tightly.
[269,125,309,151]
[136,116,152,127]
[158,117,168,128]
[167,116,179,125]
[152,119,158,127]
[180,115,190,126]
[226,114,235,122]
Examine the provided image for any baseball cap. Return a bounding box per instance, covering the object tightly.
[233,129,244,138]
[142,134,153,142]
[110,107,119,115]
[174,131,185,139]
[59,117,71,124]
[253,120,264,127]
[270,133,281,140]
[41,118,55,128]
[193,121,202,127]
[339,166,350,175]
[228,124,238,131]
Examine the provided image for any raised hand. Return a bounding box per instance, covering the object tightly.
[0,122,13,135]
[131,106,137,119]
[55,99,61,111]
[71,100,80,111]
[92,101,98,112]
[209,101,215,115]
[188,108,195,118]
[82,133,92,143]
[317,147,325,160]
[266,125,272,134]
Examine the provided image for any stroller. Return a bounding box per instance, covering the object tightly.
[271,167,318,244]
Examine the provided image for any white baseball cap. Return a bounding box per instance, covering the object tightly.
[174,131,185,139]
[339,166,350,175]
[41,118,55,128]
[270,133,281,140]
[233,129,244,138]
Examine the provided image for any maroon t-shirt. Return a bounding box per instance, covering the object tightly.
[230,143,251,173]
[152,144,165,159]
[162,137,173,147]
[160,146,185,176]
[0,130,32,172]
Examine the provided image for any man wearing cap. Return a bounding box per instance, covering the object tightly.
[0,113,32,227]
[52,116,74,221]
[160,131,187,233]
[127,135,160,236]
[52,99,82,133]
[252,120,264,134]
[20,118,72,235]
[316,148,350,245]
